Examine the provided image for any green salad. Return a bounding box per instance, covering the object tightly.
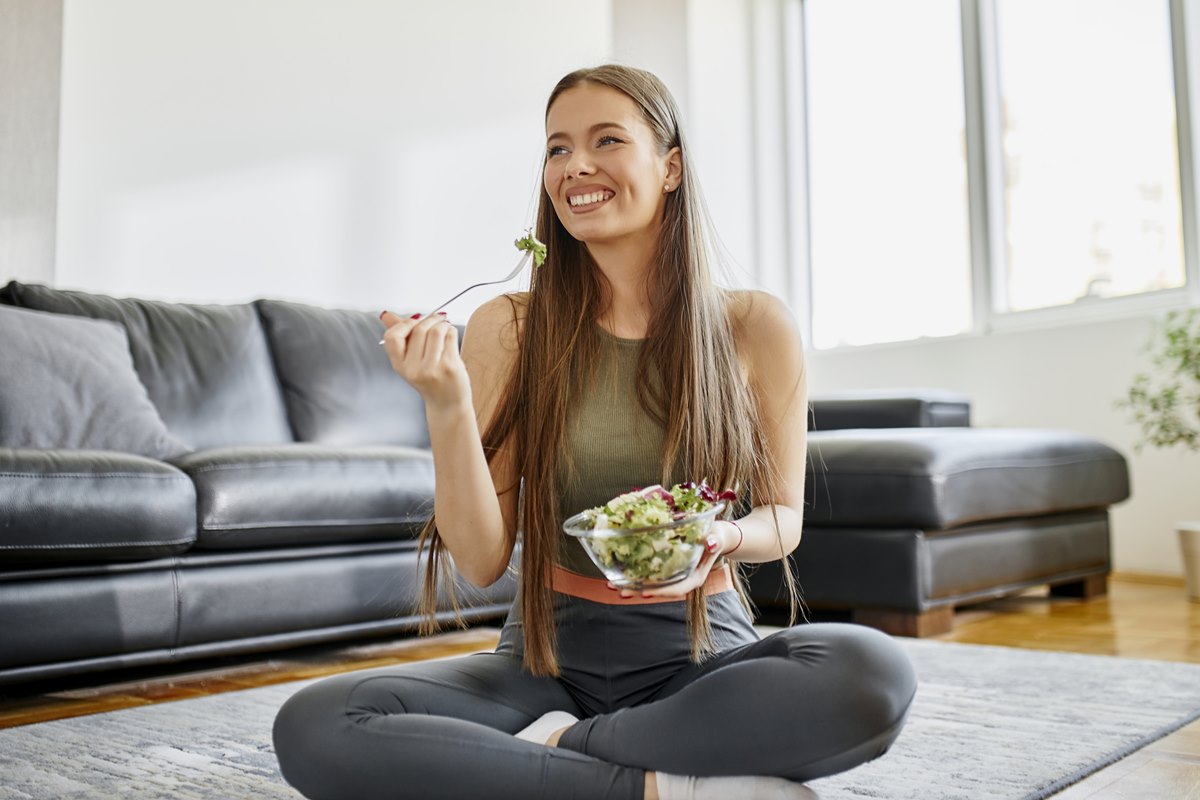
[514,230,547,267]
[576,482,736,584]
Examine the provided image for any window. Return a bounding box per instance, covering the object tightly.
[994,0,1186,312]
[805,0,973,349]
[798,0,1195,349]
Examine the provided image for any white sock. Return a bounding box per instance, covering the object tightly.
[654,772,818,800]
[513,710,580,745]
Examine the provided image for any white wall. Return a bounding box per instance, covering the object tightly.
[56,0,611,312]
[807,312,1196,577]
[684,0,757,285]
[610,0,766,290]
[610,0,690,119]
[0,0,61,286]
[54,0,770,307]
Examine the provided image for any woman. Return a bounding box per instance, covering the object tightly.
[273,64,916,800]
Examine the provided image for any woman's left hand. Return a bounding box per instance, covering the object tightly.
[607,520,738,600]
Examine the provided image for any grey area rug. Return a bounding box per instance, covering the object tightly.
[2,639,1199,800]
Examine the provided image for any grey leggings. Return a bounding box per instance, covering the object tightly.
[273,590,916,800]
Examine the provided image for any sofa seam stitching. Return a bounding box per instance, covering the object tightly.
[171,557,183,652]
[183,460,431,474]
[0,472,186,480]
[182,460,432,472]
[814,455,1127,478]
[0,538,196,549]
[202,516,426,530]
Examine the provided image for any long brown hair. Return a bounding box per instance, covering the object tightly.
[416,64,802,676]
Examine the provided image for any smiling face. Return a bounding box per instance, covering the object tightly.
[543,83,681,247]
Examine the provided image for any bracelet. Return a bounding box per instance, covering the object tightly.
[727,519,744,555]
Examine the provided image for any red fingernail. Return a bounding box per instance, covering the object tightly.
[641,594,652,598]
[437,311,447,316]
[411,313,421,319]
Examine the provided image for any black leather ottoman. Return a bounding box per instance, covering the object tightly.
[747,398,1131,636]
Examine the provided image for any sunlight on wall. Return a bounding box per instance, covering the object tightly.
[54,0,608,308]
[110,156,352,302]
[375,121,544,317]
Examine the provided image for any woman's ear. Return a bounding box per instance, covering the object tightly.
[664,146,683,189]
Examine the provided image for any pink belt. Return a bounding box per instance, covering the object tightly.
[551,563,733,605]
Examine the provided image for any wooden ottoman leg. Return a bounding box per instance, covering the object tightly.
[1048,573,1109,599]
[850,606,954,637]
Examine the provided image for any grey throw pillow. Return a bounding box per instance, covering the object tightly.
[1,281,293,449]
[0,305,189,459]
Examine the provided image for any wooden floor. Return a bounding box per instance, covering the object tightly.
[1,573,1198,798]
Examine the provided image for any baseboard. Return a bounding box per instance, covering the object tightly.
[1111,570,1186,587]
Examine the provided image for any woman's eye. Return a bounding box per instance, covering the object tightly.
[598,136,623,146]
[547,145,568,157]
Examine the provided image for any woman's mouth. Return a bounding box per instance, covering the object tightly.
[567,190,615,212]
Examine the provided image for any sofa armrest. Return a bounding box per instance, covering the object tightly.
[808,389,971,431]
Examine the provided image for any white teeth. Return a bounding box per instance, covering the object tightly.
[570,191,612,207]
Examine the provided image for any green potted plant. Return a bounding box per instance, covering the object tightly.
[1118,307,1200,601]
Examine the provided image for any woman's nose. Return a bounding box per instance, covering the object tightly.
[564,150,593,179]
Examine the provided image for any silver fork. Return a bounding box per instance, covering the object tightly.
[426,249,533,316]
[379,250,533,344]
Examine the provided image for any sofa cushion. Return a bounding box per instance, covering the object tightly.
[809,389,971,431]
[255,299,430,447]
[805,428,1130,529]
[0,305,189,459]
[171,444,435,549]
[0,449,196,562]
[0,281,292,450]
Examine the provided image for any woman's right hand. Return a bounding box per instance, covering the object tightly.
[379,311,471,413]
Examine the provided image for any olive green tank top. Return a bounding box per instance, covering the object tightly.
[556,329,680,576]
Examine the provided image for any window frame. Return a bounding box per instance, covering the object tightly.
[788,0,1200,351]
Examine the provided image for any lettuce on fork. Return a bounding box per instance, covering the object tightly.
[514,230,547,267]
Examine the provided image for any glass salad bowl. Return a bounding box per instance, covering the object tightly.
[562,484,729,590]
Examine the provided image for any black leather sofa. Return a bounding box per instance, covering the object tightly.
[0,282,516,686]
[0,282,1131,686]
[747,391,1132,635]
